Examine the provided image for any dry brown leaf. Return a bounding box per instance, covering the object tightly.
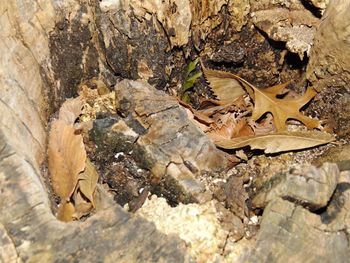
[202,66,246,105]
[250,83,320,131]
[58,96,84,125]
[56,201,75,222]
[215,131,335,153]
[78,158,99,207]
[179,99,214,125]
[232,119,255,138]
[226,76,319,131]
[198,96,247,117]
[203,65,320,131]
[48,120,87,200]
[73,191,93,220]
[206,117,254,142]
[248,114,276,135]
[181,95,252,142]
[206,113,237,141]
[184,108,211,132]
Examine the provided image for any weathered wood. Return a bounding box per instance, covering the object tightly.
[90,79,229,204]
[1,0,350,261]
[236,162,350,262]
[306,0,350,137]
[252,163,340,210]
[0,132,190,262]
[307,0,350,87]
[239,192,350,262]
[0,0,191,261]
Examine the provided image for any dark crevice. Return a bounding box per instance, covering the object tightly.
[300,0,323,18]
[319,182,350,224]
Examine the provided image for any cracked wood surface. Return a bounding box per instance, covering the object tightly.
[0,131,190,262]
[1,0,350,261]
[90,80,230,205]
[0,1,190,261]
[114,79,229,203]
[252,163,340,209]
[239,193,350,262]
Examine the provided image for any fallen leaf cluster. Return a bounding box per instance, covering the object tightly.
[182,63,335,156]
[48,97,99,222]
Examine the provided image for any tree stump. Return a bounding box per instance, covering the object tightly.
[1,0,350,262]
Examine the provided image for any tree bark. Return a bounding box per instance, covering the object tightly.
[1,0,350,261]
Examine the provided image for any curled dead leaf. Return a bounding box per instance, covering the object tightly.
[179,99,214,125]
[202,66,246,104]
[78,158,99,207]
[48,120,87,200]
[202,64,320,131]
[215,131,335,154]
[73,191,93,220]
[58,96,84,125]
[56,201,75,222]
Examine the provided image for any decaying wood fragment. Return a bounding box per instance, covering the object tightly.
[91,79,232,204]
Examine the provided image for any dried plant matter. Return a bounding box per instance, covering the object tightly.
[48,96,99,222]
[202,67,246,105]
[249,84,320,131]
[57,201,75,222]
[181,65,336,155]
[58,96,84,125]
[215,131,335,154]
[77,158,99,207]
[48,120,86,200]
[203,66,320,131]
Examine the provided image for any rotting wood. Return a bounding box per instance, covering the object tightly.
[1,0,350,261]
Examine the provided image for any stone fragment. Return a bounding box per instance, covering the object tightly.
[252,163,340,210]
[225,176,249,219]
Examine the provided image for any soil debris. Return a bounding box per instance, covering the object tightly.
[137,195,244,263]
